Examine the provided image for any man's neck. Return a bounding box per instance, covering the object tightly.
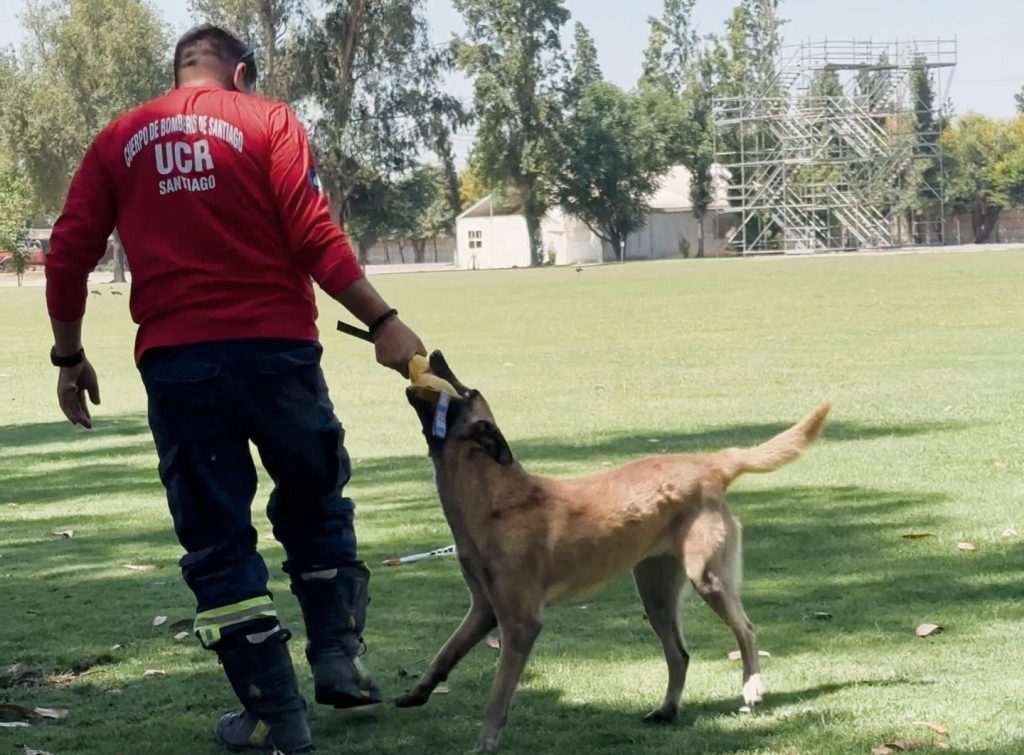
[177,76,227,91]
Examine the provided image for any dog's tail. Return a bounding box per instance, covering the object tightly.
[715,403,831,486]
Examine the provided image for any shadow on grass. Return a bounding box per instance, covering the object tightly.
[0,412,971,506]
[3,411,1019,753]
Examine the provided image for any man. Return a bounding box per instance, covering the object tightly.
[45,24,425,754]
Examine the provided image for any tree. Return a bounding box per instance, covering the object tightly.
[909,56,941,241]
[188,0,301,100]
[0,154,33,286]
[941,114,1011,242]
[1016,85,1024,116]
[683,50,717,257]
[0,0,172,282]
[551,82,667,261]
[292,0,466,234]
[454,0,570,266]
[566,21,601,102]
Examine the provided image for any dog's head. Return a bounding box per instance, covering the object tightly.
[405,351,514,467]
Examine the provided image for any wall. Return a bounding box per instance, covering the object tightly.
[455,215,533,270]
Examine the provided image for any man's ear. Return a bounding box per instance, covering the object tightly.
[470,420,514,465]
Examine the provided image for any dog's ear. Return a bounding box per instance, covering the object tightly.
[470,420,514,465]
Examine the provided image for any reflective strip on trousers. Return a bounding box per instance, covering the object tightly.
[194,595,277,647]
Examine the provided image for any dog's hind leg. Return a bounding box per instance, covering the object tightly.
[633,554,689,724]
[685,515,763,711]
[396,573,497,709]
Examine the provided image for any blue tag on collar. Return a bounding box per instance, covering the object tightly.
[433,392,450,438]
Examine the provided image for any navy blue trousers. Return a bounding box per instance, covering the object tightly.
[140,339,359,621]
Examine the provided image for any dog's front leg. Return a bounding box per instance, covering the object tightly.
[476,616,542,751]
[395,600,497,708]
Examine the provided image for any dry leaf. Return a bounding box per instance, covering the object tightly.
[0,703,36,720]
[174,631,190,641]
[105,688,122,695]
[812,611,834,620]
[485,631,501,650]
[435,683,450,694]
[33,707,68,720]
[0,722,32,728]
[887,738,935,750]
[956,542,976,552]
[24,748,54,755]
[647,439,660,444]
[1001,528,1018,539]
[51,529,74,538]
[152,616,168,627]
[110,644,123,651]
[916,623,943,638]
[911,721,950,735]
[872,747,894,755]
[168,619,193,633]
[124,564,158,572]
[902,533,936,540]
[143,669,166,678]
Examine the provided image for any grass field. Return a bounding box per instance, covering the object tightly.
[2,250,1023,755]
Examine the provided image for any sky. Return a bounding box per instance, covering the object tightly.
[1,0,1022,127]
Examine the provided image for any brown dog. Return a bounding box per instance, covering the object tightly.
[398,352,829,751]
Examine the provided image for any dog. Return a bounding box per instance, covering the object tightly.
[398,352,830,751]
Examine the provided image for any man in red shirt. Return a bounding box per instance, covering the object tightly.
[45,25,425,753]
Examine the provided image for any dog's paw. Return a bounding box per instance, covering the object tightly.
[742,673,765,710]
[642,708,678,726]
[394,689,431,709]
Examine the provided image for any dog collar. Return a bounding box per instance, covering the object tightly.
[433,392,450,438]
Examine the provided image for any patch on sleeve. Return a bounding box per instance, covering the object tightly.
[307,167,322,194]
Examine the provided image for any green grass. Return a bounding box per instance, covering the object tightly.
[2,249,1024,755]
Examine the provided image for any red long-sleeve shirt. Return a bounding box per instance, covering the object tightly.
[46,86,364,363]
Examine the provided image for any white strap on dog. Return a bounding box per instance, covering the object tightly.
[433,392,450,438]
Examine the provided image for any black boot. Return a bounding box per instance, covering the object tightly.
[214,626,312,753]
[291,563,384,708]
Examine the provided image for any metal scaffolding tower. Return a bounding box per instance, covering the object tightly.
[714,39,957,254]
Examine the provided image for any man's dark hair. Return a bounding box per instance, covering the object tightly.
[173,24,258,90]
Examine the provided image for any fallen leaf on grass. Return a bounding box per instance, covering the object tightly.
[812,612,834,621]
[647,438,660,444]
[435,683,450,694]
[902,533,936,540]
[916,623,943,638]
[33,707,68,720]
[1001,528,1018,539]
[174,631,190,641]
[0,703,36,720]
[110,644,123,651]
[124,564,158,572]
[168,619,193,633]
[873,738,948,752]
[24,748,54,755]
[485,632,501,650]
[51,529,74,538]
[152,616,167,627]
[728,650,772,661]
[911,721,950,735]
[956,542,976,552]
[0,722,31,728]
[143,669,166,678]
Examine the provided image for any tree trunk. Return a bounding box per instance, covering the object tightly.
[413,240,426,263]
[696,213,706,258]
[111,231,127,283]
[433,236,439,262]
[610,235,623,262]
[973,206,1000,243]
[521,181,544,266]
[396,239,406,264]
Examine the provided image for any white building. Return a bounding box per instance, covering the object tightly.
[454,165,734,270]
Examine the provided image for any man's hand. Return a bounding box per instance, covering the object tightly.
[373,317,426,377]
[57,359,101,429]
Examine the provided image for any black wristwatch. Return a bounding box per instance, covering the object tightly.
[51,346,85,368]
